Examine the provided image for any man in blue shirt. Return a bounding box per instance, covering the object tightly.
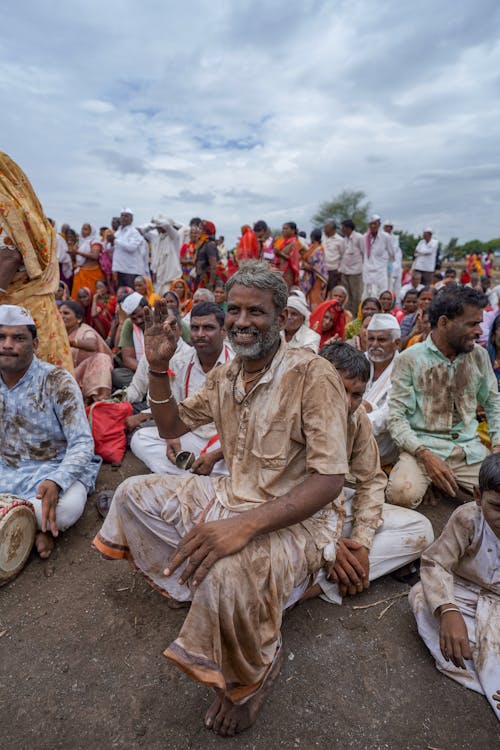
[0,305,99,558]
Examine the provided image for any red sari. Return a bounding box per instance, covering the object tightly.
[273,236,300,287]
[309,300,346,348]
[236,226,259,261]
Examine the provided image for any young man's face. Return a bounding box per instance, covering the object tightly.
[442,304,483,355]
[190,314,224,357]
[475,487,500,539]
[338,371,367,416]
[0,325,36,374]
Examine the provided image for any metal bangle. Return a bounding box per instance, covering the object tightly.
[439,606,460,616]
[147,390,174,405]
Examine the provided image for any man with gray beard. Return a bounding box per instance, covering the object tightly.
[94,261,349,737]
[362,313,401,465]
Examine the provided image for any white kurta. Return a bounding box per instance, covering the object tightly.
[112,225,149,276]
[409,503,500,721]
[364,354,399,464]
[362,230,395,297]
[414,237,438,273]
[148,224,183,295]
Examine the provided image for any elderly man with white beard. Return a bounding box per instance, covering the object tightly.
[363,313,400,465]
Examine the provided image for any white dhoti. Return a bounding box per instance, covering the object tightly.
[27,480,87,531]
[409,578,500,721]
[295,490,434,606]
[130,426,229,477]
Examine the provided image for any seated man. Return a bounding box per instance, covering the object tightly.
[0,305,99,558]
[282,295,320,353]
[409,453,500,721]
[387,287,500,508]
[363,313,400,465]
[93,262,349,736]
[131,301,233,477]
[124,307,189,418]
[296,342,433,605]
[111,291,148,389]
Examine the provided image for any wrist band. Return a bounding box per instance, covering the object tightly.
[147,390,174,405]
[439,606,460,616]
[148,368,175,377]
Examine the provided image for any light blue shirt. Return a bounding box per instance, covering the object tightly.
[0,357,100,497]
[388,336,500,463]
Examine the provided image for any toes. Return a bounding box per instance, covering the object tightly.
[204,696,221,729]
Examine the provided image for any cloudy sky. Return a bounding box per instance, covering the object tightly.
[2,0,500,245]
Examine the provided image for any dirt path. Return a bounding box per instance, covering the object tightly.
[1,454,497,749]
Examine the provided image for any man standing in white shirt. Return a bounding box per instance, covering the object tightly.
[110,209,149,288]
[383,221,403,299]
[143,215,183,295]
[131,301,233,476]
[339,219,364,315]
[362,215,395,298]
[322,221,343,294]
[414,227,438,285]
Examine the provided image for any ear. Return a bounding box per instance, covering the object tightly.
[437,314,448,329]
[33,337,39,354]
[278,309,286,330]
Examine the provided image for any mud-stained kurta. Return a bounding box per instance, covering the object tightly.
[94,340,350,701]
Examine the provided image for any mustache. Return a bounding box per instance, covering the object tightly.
[230,326,260,335]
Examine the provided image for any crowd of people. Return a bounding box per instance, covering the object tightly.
[1,151,499,734]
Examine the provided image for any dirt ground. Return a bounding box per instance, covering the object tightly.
[1,452,498,750]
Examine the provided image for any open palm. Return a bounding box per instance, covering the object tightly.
[144,300,178,371]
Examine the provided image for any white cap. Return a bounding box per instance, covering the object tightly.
[289,288,308,305]
[369,214,381,223]
[383,219,394,227]
[121,292,143,315]
[367,313,401,335]
[151,214,175,228]
[0,305,35,327]
[424,226,433,233]
[121,207,134,215]
[286,295,310,322]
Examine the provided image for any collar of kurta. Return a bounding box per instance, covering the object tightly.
[425,333,471,364]
[226,337,287,401]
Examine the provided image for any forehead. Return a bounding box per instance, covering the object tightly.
[339,373,367,394]
[191,314,219,327]
[227,284,275,308]
[454,304,483,322]
[0,324,31,336]
[367,329,392,338]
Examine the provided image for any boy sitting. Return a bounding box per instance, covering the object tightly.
[409,453,500,721]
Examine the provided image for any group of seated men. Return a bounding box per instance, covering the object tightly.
[0,262,498,732]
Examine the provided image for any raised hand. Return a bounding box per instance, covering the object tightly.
[143,299,178,371]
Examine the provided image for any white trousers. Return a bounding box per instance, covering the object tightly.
[130,426,229,477]
[27,480,88,532]
[286,489,434,607]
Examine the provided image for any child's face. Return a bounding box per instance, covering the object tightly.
[475,487,500,538]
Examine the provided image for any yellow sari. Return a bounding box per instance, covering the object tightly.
[0,152,73,372]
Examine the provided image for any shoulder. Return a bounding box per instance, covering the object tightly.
[44,364,81,401]
[121,318,132,332]
[444,502,480,538]
[470,343,490,366]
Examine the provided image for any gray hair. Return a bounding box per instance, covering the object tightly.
[193,288,215,303]
[225,260,288,313]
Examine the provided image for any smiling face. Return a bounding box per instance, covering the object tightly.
[226,284,283,360]
[440,304,483,355]
[77,288,91,308]
[134,277,147,296]
[173,281,185,298]
[379,291,393,312]
[60,304,80,332]
[367,329,399,363]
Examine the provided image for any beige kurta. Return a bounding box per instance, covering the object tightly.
[94,341,349,701]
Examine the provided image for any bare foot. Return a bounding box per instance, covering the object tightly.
[204,646,284,736]
[35,532,55,559]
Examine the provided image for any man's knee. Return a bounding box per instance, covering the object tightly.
[386,472,426,509]
[56,482,88,530]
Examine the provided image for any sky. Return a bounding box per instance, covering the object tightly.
[2,0,500,246]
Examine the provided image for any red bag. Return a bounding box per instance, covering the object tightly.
[86,401,133,464]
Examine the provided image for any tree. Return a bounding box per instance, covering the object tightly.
[312,190,371,232]
[395,230,419,261]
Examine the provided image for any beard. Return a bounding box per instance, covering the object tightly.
[367,347,394,363]
[228,317,281,360]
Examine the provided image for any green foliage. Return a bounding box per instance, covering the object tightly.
[312,190,371,232]
[395,230,419,261]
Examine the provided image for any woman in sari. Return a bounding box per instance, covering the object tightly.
[309,299,346,349]
[487,313,500,390]
[179,222,200,291]
[91,279,117,339]
[133,275,161,307]
[60,300,113,404]
[344,297,381,340]
[330,285,353,324]
[274,222,301,289]
[236,225,259,262]
[299,228,327,310]
[379,289,404,323]
[70,223,105,299]
[0,151,73,371]
[170,277,193,315]
[194,220,226,290]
